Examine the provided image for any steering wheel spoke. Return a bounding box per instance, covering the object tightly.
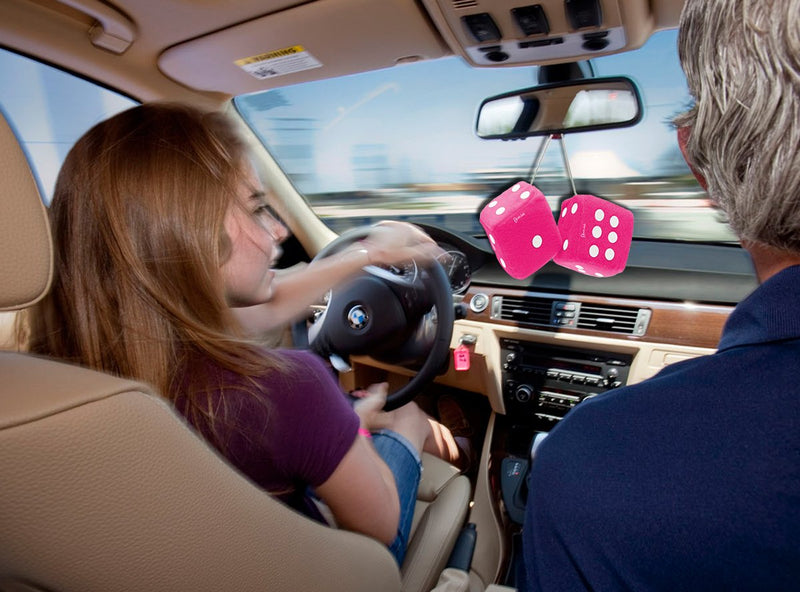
[299,225,454,410]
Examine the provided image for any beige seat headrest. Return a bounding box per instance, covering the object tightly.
[0,109,53,312]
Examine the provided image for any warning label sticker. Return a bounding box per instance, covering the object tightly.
[235,45,322,80]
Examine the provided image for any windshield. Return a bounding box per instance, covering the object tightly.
[235,29,736,244]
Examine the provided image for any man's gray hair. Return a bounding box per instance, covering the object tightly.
[675,0,800,252]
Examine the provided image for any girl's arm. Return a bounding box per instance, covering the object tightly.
[232,222,443,335]
[314,383,432,545]
[314,434,402,545]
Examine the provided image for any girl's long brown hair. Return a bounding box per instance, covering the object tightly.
[28,103,282,440]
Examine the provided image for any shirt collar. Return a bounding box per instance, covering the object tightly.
[718,264,800,351]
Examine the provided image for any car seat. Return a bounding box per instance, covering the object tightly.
[0,107,470,592]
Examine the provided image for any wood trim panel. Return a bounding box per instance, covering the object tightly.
[462,285,733,349]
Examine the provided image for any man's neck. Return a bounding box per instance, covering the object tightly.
[744,241,800,283]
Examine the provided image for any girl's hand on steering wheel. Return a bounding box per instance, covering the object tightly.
[360,221,444,267]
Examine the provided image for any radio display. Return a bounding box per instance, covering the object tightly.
[522,354,601,376]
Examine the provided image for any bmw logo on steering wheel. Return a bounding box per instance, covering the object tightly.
[347,305,369,330]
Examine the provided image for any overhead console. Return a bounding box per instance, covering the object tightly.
[420,0,655,67]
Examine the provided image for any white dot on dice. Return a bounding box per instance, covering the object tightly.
[500,258,506,268]
[561,208,567,218]
[489,200,497,208]
[608,231,618,244]
[563,239,569,250]
[605,248,615,261]
[592,225,602,238]
[571,203,578,214]
[532,235,543,248]
[521,191,531,200]
[496,207,505,215]
[595,209,605,221]
[589,245,599,257]
[512,184,520,192]
[610,215,619,227]
[595,272,604,277]
[489,234,495,245]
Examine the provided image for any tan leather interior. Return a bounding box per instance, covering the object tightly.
[405,454,471,592]
[0,110,52,312]
[0,353,401,592]
[0,107,471,591]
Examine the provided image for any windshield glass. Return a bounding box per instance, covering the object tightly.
[235,29,736,243]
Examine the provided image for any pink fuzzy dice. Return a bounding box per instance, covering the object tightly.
[479,181,561,279]
[553,194,634,277]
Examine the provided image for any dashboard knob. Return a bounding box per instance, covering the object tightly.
[515,384,533,403]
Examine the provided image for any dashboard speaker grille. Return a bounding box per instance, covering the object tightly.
[452,0,479,9]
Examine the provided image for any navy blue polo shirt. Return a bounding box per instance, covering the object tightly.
[523,265,800,591]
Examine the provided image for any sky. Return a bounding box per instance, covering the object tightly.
[0,49,136,202]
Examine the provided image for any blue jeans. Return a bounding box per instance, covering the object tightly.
[372,429,423,565]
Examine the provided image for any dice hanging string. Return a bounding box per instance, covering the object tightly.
[527,134,552,185]
[557,134,578,197]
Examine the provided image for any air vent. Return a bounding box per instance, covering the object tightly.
[576,304,651,335]
[491,295,651,336]
[494,295,555,326]
[452,0,479,9]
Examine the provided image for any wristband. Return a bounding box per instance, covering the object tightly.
[358,427,372,439]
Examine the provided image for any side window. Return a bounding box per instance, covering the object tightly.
[0,48,137,204]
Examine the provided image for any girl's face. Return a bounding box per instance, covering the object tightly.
[220,165,289,307]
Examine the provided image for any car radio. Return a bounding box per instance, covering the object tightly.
[500,338,632,429]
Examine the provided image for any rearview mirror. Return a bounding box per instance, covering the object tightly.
[476,76,642,140]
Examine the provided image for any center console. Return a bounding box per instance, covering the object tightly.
[499,338,632,431]
[494,339,633,586]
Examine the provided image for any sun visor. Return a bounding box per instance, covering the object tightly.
[158,0,450,95]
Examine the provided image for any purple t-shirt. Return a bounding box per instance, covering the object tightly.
[174,348,359,515]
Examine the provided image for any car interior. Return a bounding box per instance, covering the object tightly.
[0,0,759,590]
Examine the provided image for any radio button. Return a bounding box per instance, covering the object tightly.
[558,372,573,382]
[535,413,561,422]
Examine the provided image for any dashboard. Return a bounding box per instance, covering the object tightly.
[407,222,755,419]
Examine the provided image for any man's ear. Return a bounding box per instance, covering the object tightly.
[677,125,708,191]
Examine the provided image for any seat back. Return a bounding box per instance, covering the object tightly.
[0,110,51,312]
[0,354,402,591]
[0,108,401,592]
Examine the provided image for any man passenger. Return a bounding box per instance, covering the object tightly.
[522,0,800,589]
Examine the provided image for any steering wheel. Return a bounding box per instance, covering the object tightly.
[298,226,454,411]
